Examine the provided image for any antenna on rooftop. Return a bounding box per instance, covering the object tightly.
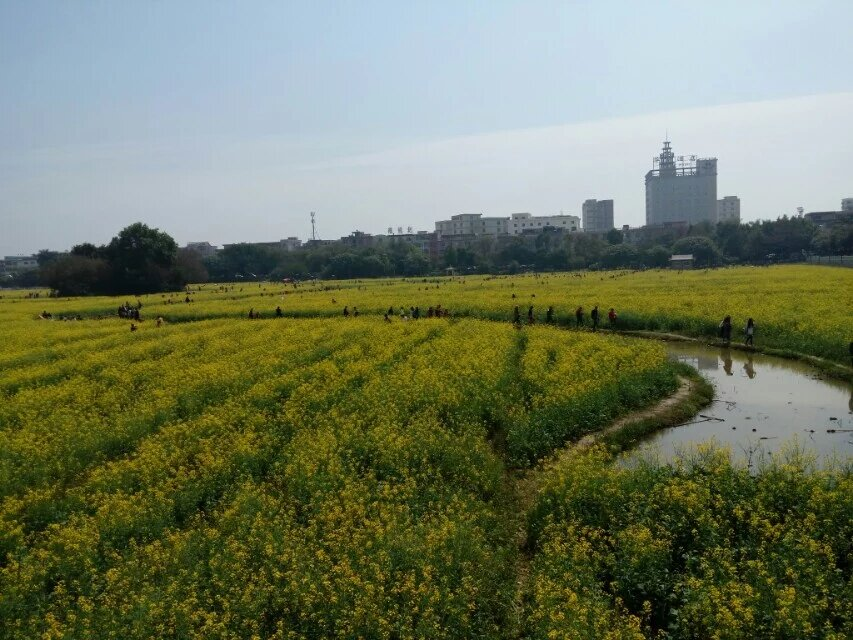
[796,207,804,218]
[310,212,316,240]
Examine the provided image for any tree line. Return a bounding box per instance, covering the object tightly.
[7,215,852,295]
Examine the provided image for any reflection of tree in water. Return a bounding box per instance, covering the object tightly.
[743,354,756,379]
[722,349,733,376]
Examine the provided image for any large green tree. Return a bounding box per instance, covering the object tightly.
[105,222,180,294]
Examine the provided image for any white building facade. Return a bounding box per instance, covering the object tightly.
[435,212,580,238]
[508,212,579,234]
[2,255,38,272]
[716,196,741,223]
[435,213,509,237]
[581,199,614,233]
[645,140,718,226]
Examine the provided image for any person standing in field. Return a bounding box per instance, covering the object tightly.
[608,308,617,326]
[591,305,600,332]
[513,306,521,325]
[546,306,554,323]
[527,305,535,325]
[275,306,283,317]
[575,306,584,328]
[343,306,350,317]
[744,318,755,347]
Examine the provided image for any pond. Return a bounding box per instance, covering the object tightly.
[633,342,853,466]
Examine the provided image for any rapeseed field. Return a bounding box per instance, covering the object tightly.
[0,264,850,638]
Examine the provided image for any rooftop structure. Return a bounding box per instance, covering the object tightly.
[670,254,694,269]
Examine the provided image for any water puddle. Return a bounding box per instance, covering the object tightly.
[633,342,852,466]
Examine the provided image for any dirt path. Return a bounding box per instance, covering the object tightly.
[505,375,696,636]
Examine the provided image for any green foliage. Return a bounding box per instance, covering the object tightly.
[601,244,639,269]
[528,445,853,639]
[605,228,624,245]
[40,254,110,296]
[643,245,671,268]
[671,235,721,266]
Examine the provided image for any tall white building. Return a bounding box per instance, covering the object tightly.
[581,199,614,233]
[717,196,741,223]
[645,140,718,226]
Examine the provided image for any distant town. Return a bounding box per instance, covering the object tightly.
[3,139,852,280]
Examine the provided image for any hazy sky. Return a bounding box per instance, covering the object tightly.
[1,1,851,254]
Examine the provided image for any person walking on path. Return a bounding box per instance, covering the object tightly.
[719,315,732,344]
[744,318,755,347]
[575,306,584,328]
[591,305,600,332]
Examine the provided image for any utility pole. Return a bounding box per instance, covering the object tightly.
[310,212,316,241]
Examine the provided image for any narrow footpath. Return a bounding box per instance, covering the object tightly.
[501,375,706,638]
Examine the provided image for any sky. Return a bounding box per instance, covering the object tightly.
[1,1,852,255]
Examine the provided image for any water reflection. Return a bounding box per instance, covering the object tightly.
[722,349,733,376]
[743,354,756,379]
[634,342,852,465]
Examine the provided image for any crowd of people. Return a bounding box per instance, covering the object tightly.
[511,304,618,332]
[34,293,761,350]
[118,301,142,320]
